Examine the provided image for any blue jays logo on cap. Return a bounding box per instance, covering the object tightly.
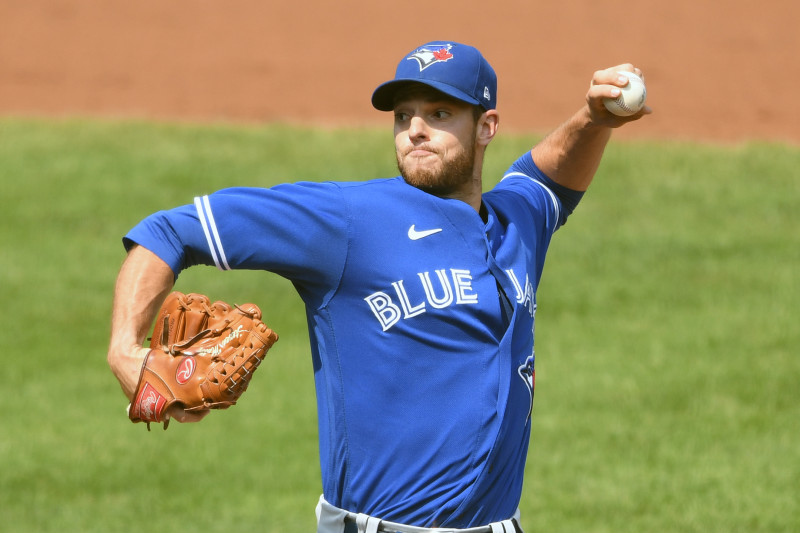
[407,44,454,71]
[371,41,497,112]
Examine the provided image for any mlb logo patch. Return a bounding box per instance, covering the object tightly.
[407,44,454,71]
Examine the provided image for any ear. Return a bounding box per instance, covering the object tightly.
[476,110,499,147]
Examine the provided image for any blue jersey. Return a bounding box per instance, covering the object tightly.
[125,153,566,527]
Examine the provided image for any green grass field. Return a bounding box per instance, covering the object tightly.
[1,118,797,532]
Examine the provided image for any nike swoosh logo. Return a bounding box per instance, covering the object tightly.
[408,225,443,240]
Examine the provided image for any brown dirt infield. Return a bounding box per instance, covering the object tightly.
[1,0,797,144]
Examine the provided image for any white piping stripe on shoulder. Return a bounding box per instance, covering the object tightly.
[501,171,528,182]
[502,171,561,223]
[194,196,231,271]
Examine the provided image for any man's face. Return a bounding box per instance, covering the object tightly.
[393,90,480,197]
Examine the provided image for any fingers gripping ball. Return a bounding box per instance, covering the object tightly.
[128,292,279,430]
[603,71,647,117]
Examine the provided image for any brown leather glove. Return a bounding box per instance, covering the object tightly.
[128,291,278,430]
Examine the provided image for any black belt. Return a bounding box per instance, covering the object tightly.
[343,515,523,533]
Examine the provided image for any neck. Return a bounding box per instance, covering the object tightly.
[435,171,483,212]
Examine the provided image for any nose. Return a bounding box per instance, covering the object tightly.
[407,116,429,142]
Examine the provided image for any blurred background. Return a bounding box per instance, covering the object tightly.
[0,0,798,143]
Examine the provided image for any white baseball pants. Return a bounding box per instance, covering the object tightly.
[316,495,522,533]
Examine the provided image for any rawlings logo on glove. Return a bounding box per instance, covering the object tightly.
[128,291,278,430]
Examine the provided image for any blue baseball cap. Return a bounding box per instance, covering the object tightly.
[372,41,497,111]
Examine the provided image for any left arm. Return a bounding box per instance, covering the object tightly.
[531,64,652,191]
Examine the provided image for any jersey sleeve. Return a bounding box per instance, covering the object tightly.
[502,152,585,225]
[483,153,582,283]
[124,182,350,295]
[490,153,566,234]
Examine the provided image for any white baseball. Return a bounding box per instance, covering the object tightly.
[603,71,647,116]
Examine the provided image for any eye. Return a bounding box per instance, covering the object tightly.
[394,111,410,123]
[432,109,451,120]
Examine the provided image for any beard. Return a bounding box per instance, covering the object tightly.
[396,141,476,197]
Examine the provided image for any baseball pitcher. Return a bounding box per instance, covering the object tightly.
[107,41,649,532]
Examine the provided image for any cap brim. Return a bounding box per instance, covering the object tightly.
[371,79,482,111]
